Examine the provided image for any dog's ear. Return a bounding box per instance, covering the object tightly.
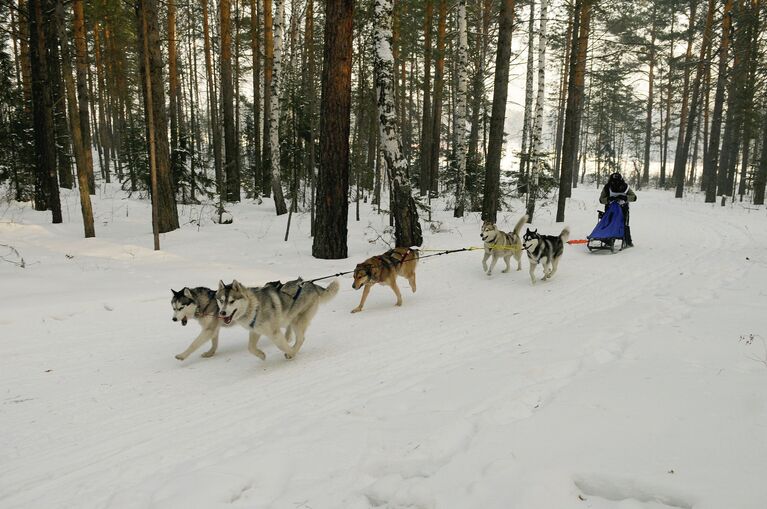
[171,288,179,297]
[183,288,193,299]
[218,280,226,291]
[232,279,244,292]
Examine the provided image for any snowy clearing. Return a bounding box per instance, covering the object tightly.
[1,186,766,508]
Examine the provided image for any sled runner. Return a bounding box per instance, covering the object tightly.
[587,200,627,253]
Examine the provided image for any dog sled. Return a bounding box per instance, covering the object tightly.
[587,201,627,253]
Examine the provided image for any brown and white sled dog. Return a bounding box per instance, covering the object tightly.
[522,226,570,285]
[216,278,339,360]
[480,214,528,276]
[351,247,419,313]
[171,287,234,361]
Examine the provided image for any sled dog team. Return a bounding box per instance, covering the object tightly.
[171,215,569,362]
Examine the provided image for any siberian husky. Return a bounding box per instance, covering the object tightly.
[480,214,528,276]
[217,278,339,360]
[171,287,234,361]
[522,226,570,284]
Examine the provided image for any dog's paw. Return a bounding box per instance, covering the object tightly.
[395,301,403,307]
[284,353,294,360]
[351,307,362,314]
[201,351,215,358]
[175,354,186,361]
[250,348,266,360]
[502,268,510,273]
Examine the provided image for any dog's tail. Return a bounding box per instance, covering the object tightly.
[513,214,529,237]
[560,226,571,243]
[318,279,340,303]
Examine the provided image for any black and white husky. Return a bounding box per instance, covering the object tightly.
[522,226,570,285]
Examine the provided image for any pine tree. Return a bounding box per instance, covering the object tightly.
[312,0,353,259]
[481,0,516,223]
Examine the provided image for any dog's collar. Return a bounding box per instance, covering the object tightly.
[249,311,258,329]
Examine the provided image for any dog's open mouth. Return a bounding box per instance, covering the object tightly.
[181,317,188,326]
[222,310,236,325]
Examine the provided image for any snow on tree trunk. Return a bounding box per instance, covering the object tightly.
[453,0,469,218]
[373,0,422,247]
[527,0,547,221]
[519,0,535,179]
[270,0,287,215]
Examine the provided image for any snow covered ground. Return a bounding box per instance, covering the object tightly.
[1,185,766,509]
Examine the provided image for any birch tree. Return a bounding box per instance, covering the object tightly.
[527,0,548,221]
[269,0,287,215]
[519,0,536,180]
[374,0,422,247]
[453,0,469,218]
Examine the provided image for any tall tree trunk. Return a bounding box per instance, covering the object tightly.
[262,0,274,196]
[269,0,287,214]
[202,0,223,197]
[703,0,734,203]
[221,0,241,201]
[168,0,179,154]
[312,0,352,258]
[481,0,516,223]
[660,13,676,189]
[701,41,712,191]
[754,107,767,205]
[737,0,760,200]
[46,19,73,190]
[73,0,96,195]
[553,12,573,180]
[136,0,179,233]
[56,0,94,237]
[670,0,699,194]
[453,0,469,218]
[718,0,748,203]
[428,0,447,197]
[555,0,583,222]
[28,0,62,222]
[527,0,548,221]
[374,0,422,247]
[419,0,434,196]
[519,0,536,182]
[568,0,592,194]
[642,4,657,186]
[94,24,112,183]
[18,0,33,111]
[302,0,317,233]
[674,0,715,198]
[250,0,262,195]
[139,0,161,249]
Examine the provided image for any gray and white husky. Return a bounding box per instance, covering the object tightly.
[171,287,234,361]
[216,278,339,360]
[522,226,570,285]
[480,214,528,276]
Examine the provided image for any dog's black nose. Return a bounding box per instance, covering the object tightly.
[172,317,177,321]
